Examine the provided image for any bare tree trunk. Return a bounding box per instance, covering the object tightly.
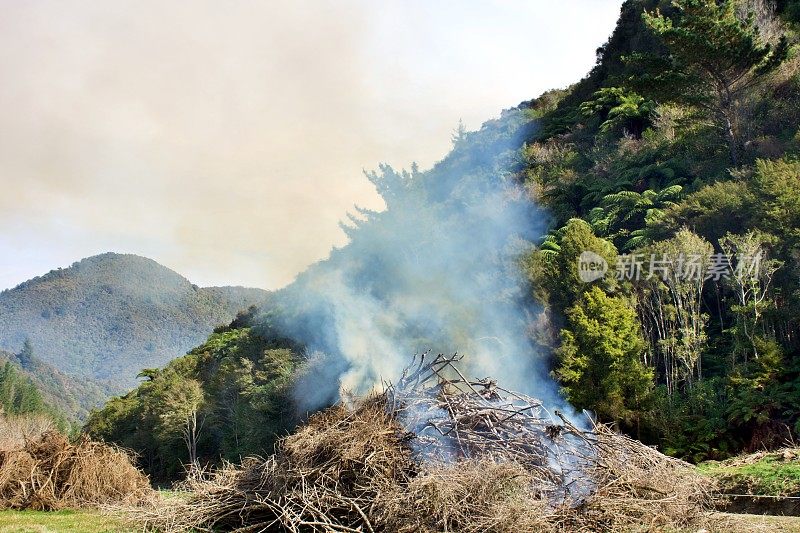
[183,409,204,474]
[725,113,739,166]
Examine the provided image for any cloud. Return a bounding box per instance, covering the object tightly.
[0,0,623,289]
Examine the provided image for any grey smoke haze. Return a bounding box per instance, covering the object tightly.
[0,0,624,290]
[258,113,566,412]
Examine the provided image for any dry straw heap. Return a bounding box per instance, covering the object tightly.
[0,431,153,511]
[146,353,718,532]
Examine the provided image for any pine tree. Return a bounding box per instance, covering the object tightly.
[637,0,788,163]
[556,287,654,432]
[18,338,34,370]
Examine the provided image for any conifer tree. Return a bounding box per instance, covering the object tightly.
[556,287,654,432]
[638,0,788,163]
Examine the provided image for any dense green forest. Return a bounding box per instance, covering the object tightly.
[524,0,800,460]
[88,0,800,476]
[0,342,108,423]
[0,347,68,430]
[86,313,299,479]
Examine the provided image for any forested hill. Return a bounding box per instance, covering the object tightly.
[0,346,108,423]
[0,253,269,391]
[521,0,800,459]
[89,0,800,478]
[0,356,66,429]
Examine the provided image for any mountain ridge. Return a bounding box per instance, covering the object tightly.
[0,252,269,392]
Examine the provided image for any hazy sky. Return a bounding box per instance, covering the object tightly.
[0,0,623,290]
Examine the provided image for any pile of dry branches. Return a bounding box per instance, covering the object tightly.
[145,396,413,532]
[146,354,718,532]
[0,431,154,510]
[0,412,57,452]
[388,352,717,530]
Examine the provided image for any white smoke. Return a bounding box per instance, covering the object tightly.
[254,114,568,414]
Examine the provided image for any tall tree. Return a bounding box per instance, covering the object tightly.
[17,339,34,370]
[638,0,788,163]
[556,287,654,432]
[156,378,205,472]
[634,229,713,393]
[720,230,782,361]
[530,218,618,316]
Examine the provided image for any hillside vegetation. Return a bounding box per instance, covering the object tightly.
[524,0,800,460]
[0,345,108,423]
[0,361,58,423]
[0,355,70,441]
[0,253,268,392]
[86,316,299,480]
[89,0,800,478]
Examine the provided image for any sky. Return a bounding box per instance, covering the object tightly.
[0,0,624,291]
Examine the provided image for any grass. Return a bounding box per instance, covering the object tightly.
[0,509,134,533]
[699,449,800,497]
[0,488,184,532]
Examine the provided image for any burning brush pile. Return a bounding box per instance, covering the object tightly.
[146,354,717,532]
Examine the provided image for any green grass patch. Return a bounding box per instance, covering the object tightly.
[0,509,133,533]
[700,449,800,497]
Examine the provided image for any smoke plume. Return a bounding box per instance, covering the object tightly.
[255,112,566,414]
